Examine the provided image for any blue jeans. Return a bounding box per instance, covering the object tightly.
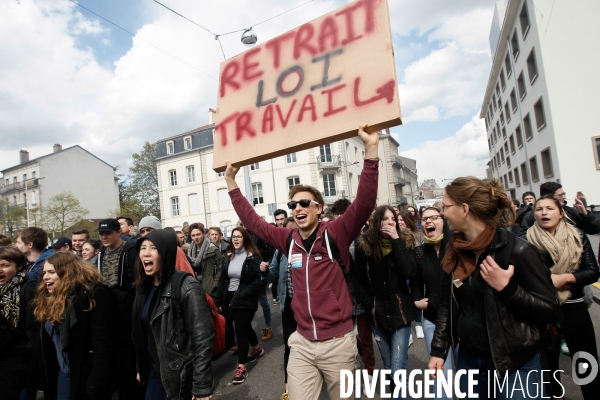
[423,318,454,400]
[456,346,545,399]
[57,370,70,400]
[371,324,411,400]
[20,386,37,400]
[146,361,167,400]
[259,288,271,327]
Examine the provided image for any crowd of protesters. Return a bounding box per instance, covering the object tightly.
[1,124,599,400]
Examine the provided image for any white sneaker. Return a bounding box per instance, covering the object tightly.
[415,325,424,339]
[408,334,413,347]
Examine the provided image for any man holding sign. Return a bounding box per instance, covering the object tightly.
[225,124,378,399]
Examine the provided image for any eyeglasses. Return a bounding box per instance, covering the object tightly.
[231,235,243,240]
[287,199,320,210]
[421,215,442,223]
[441,203,456,212]
[555,192,567,198]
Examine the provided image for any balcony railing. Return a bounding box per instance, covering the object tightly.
[316,154,342,168]
[0,179,39,195]
[392,174,406,187]
[321,190,346,204]
[0,182,21,195]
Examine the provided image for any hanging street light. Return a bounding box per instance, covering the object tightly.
[241,28,257,47]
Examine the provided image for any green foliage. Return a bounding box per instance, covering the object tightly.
[43,192,89,238]
[0,198,27,239]
[118,141,161,221]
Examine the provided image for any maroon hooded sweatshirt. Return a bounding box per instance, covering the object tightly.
[229,159,378,340]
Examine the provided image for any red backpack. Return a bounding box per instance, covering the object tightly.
[204,293,227,357]
[171,271,227,359]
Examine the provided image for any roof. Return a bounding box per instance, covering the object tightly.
[1,145,116,174]
[157,124,214,143]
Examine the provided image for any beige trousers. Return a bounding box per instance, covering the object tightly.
[287,331,357,400]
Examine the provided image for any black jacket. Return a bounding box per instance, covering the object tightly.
[40,283,114,400]
[97,240,137,291]
[215,253,265,312]
[431,228,559,374]
[410,222,452,325]
[410,244,447,324]
[0,314,33,400]
[535,228,600,302]
[353,235,416,331]
[519,205,600,237]
[133,230,214,399]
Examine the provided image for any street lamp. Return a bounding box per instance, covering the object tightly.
[241,28,257,47]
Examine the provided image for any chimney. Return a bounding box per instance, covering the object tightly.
[53,144,62,153]
[208,108,217,125]
[19,150,29,164]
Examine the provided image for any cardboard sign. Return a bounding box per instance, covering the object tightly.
[212,0,401,172]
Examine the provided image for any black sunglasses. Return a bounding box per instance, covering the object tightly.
[287,199,320,210]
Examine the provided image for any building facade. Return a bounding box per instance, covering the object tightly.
[156,112,415,234]
[0,145,120,227]
[482,0,600,204]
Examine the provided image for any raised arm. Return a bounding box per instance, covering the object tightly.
[328,124,379,250]
[225,162,290,254]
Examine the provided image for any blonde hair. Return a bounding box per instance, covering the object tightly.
[34,252,102,324]
[444,177,515,227]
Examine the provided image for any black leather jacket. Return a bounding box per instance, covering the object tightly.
[431,229,559,374]
[133,275,214,399]
[133,230,214,399]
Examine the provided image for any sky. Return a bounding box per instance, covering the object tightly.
[0,0,497,185]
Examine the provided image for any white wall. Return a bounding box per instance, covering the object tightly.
[535,0,600,204]
[39,147,119,218]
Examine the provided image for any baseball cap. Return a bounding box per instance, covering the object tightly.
[97,219,121,232]
[51,237,72,250]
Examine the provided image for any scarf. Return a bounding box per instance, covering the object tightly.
[527,219,582,304]
[441,226,496,282]
[379,238,393,258]
[187,237,212,268]
[0,269,26,327]
[424,233,444,245]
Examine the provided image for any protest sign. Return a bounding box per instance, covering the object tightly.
[213,0,401,171]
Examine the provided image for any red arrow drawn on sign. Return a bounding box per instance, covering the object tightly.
[353,77,396,107]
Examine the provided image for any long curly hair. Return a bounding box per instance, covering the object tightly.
[362,205,415,264]
[34,251,102,324]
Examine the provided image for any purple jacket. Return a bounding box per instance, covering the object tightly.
[230,159,378,340]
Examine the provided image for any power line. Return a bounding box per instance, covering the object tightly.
[253,0,315,28]
[67,0,218,81]
[152,0,216,36]
[152,0,316,59]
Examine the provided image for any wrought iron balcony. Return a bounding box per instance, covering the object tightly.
[0,179,39,195]
[321,190,346,204]
[0,182,21,195]
[316,154,342,169]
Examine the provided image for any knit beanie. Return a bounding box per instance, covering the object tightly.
[139,216,162,231]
